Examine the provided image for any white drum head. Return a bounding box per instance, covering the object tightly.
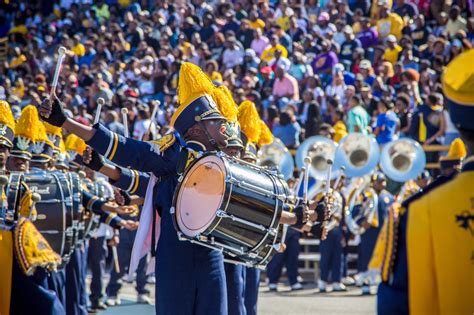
[175,155,226,237]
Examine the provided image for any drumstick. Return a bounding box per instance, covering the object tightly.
[141,101,160,141]
[332,166,345,192]
[48,46,67,111]
[112,245,120,273]
[303,157,312,204]
[321,159,333,240]
[94,98,105,124]
[121,108,129,137]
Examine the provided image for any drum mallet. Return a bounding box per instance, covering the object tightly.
[141,100,160,141]
[112,245,120,273]
[29,193,41,221]
[47,46,67,117]
[121,108,129,138]
[94,98,105,125]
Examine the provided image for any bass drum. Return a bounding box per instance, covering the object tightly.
[172,153,293,269]
[8,170,75,262]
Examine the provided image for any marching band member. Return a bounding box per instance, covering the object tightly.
[355,172,393,295]
[0,103,64,315]
[0,101,15,174]
[374,49,474,314]
[39,62,232,314]
[318,180,347,293]
[8,105,36,173]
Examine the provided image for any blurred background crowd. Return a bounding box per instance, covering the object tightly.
[1,0,472,163]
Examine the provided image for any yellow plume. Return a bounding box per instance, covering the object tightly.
[0,100,15,131]
[211,86,238,122]
[44,122,62,137]
[15,105,39,141]
[447,138,466,160]
[238,100,261,143]
[58,138,66,154]
[65,134,87,155]
[178,62,215,106]
[36,121,55,148]
[258,120,273,146]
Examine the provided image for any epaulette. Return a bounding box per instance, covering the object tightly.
[13,218,61,275]
[401,174,455,208]
[148,133,176,155]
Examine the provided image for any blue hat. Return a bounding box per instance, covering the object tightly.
[170,63,224,136]
[443,49,474,131]
[170,94,224,136]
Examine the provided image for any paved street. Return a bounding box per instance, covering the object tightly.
[99,281,376,315]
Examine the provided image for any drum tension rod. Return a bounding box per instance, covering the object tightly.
[216,210,267,232]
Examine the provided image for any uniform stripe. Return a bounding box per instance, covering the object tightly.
[104,130,115,158]
[126,170,136,192]
[130,170,140,194]
[105,213,117,225]
[108,134,119,160]
[87,196,98,210]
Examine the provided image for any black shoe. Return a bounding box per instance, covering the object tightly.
[89,301,107,312]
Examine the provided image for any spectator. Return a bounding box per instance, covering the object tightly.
[261,34,289,62]
[251,28,270,57]
[272,65,299,102]
[312,40,338,74]
[376,2,404,40]
[383,35,403,64]
[373,98,400,145]
[446,6,467,38]
[332,107,348,142]
[340,26,362,68]
[273,111,301,148]
[347,95,371,134]
[356,17,379,49]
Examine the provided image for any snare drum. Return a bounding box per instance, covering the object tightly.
[172,152,293,268]
[8,170,75,261]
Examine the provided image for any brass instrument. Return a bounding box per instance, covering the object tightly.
[380,138,426,202]
[257,138,294,180]
[334,134,380,235]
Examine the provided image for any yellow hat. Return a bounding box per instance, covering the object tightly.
[258,120,273,146]
[11,105,39,160]
[44,122,62,149]
[65,133,86,162]
[170,62,224,136]
[210,85,238,123]
[439,138,466,169]
[31,121,55,163]
[0,100,15,148]
[442,49,474,130]
[238,100,261,143]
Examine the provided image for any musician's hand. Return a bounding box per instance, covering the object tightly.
[114,205,138,216]
[119,220,139,231]
[301,222,312,233]
[315,201,329,223]
[108,235,120,246]
[361,220,371,229]
[83,146,105,172]
[293,203,309,228]
[38,96,67,127]
[320,226,329,240]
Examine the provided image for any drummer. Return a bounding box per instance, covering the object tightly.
[40,62,233,314]
[7,105,36,173]
[0,101,15,174]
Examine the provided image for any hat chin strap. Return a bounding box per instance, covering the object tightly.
[198,121,222,151]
